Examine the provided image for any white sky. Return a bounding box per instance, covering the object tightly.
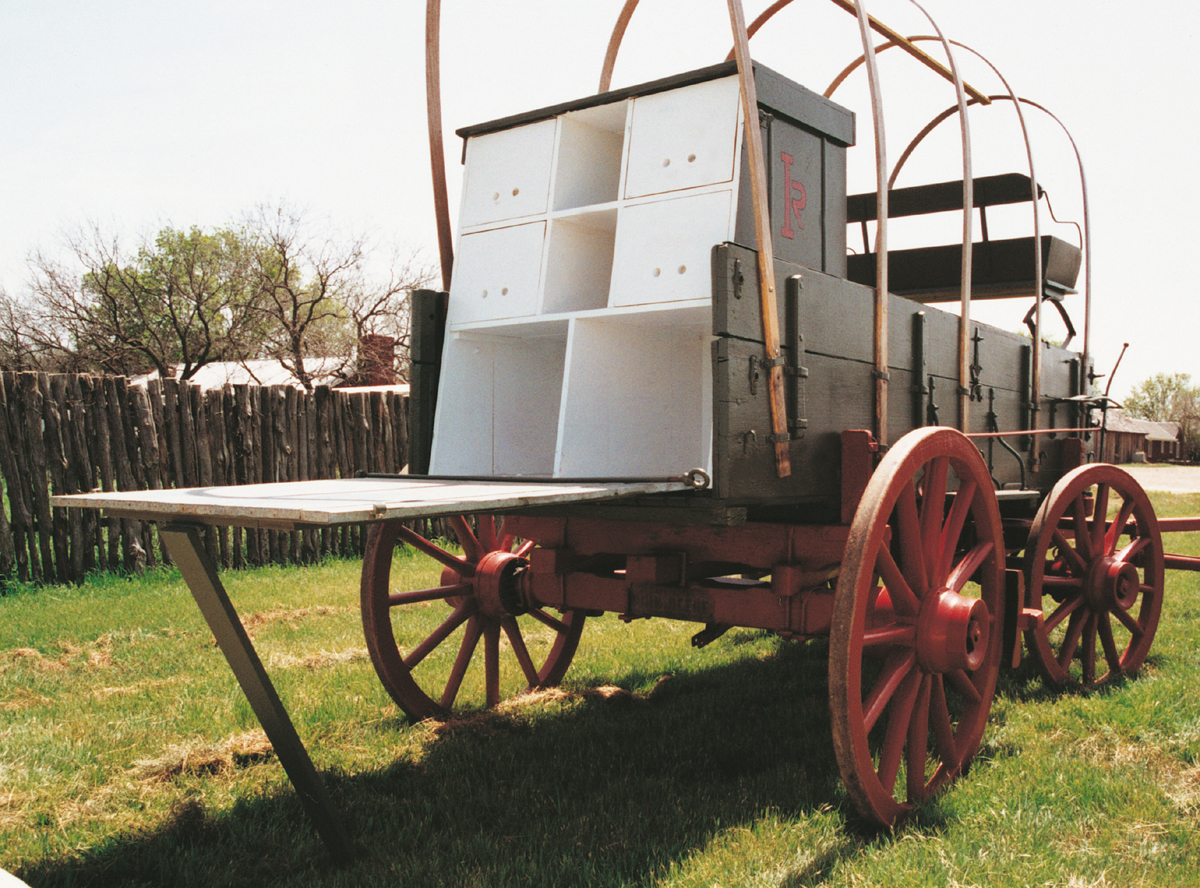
[2,1,1197,400]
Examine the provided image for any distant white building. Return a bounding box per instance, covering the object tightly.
[131,358,408,395]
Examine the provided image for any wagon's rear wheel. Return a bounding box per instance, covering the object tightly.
[830,427,1003,827]
[361,516,585,721]
[1023,464,1163,687]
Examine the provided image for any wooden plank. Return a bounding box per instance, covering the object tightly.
[22,373,54,582]
[53,477,694,528]
[193,384,218,564]
[105,376,143,572]
[206,389,231,569]
[0,376,16,582]
[162,379,185,489]
[0,372,31,582]
[69,376,98,575]
[86,376,115,572]
[178,381,198,489]
[42,374,71,583]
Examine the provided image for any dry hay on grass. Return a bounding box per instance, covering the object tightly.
[1074,731,1200,819]
[0,688,53,712]
[241,605,354,638]
[429,678,671,739]
[0,634,114,675]
[131,730,274,782]
[267,647,369,669]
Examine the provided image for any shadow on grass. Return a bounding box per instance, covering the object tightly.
[16,638,902,888]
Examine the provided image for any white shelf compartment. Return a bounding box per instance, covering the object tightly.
[428,320,569,478]
[556,308,713,478]
[542,207,618,314]
[552,101,628,212]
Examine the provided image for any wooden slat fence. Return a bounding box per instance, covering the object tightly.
[0,372,410,588]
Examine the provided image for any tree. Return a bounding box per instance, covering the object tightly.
[21,222,264,379]
[7,210,435,385]
[244,204,434,390]
[1123,372,1200,460]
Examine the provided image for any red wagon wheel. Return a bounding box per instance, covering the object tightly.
[361,516,585,721]
[830,427,1003,827]
[1023,464,1163,687]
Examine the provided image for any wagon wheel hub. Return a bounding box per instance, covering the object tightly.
[915,589,990,674]
[442,550,530,618]
[1085,556,1140,613]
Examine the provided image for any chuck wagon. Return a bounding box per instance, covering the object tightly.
[54,0,1200,857]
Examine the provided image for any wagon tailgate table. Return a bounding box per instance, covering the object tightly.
[52,477,689,861]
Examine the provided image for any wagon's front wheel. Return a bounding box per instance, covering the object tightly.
[830,427,1004,827]
[361,516,585,721]
[1023,464,1163,687]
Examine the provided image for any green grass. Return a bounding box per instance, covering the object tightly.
[2,499,1200,887]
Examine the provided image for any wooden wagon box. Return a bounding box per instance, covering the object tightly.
[420,60,1086,513]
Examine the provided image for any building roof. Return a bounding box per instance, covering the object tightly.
[133,358,351,390]
[1103,409,1180,442]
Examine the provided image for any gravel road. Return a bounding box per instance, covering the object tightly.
[1117,465,1200,494]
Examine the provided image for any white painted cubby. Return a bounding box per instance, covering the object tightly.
[430,73,744,478]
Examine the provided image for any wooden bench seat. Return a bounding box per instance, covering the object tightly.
[845,173,1082,303]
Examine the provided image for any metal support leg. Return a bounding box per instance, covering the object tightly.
[160,523,353,863]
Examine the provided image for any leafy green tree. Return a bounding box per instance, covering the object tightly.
[23,222,263,379]
[12,209,434,384]
[1123,372,1200,460]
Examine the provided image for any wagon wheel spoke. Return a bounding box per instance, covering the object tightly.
[1024,465,1164,687]
[1112,606,1144,637]
[502,617,542,688]
[1070,494,1094,563]
[878,668,922,795]
[1105,498,1137,555]
[361,519,588,721]
[906,675,934,803]
[388,582,472,608]
[1043,589,1086,633]
[395,525,476,577]
[863,650,917,733]
[483,620,501,708]
[894,479,928,596]
[1097,612,1124,678]
[528,607,571,635]
[919,456,949,583]
[439,615,484,709]
[1050,528,1088,577]
[405,603,475,670]
[831,428,1002,827]
[1091,483,1111,556]
[945,540,994,596]
[875,546,921,616]
[937,477,978,584]
[1056,608,1088,670]
[449,515,486,564]
[929,675,958,768]
[476,515,501,552]
[1080,612,1099,685]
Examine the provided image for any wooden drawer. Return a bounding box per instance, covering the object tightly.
[448,222,545,324]
[609,190,734,307]
[624,76,741,199]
